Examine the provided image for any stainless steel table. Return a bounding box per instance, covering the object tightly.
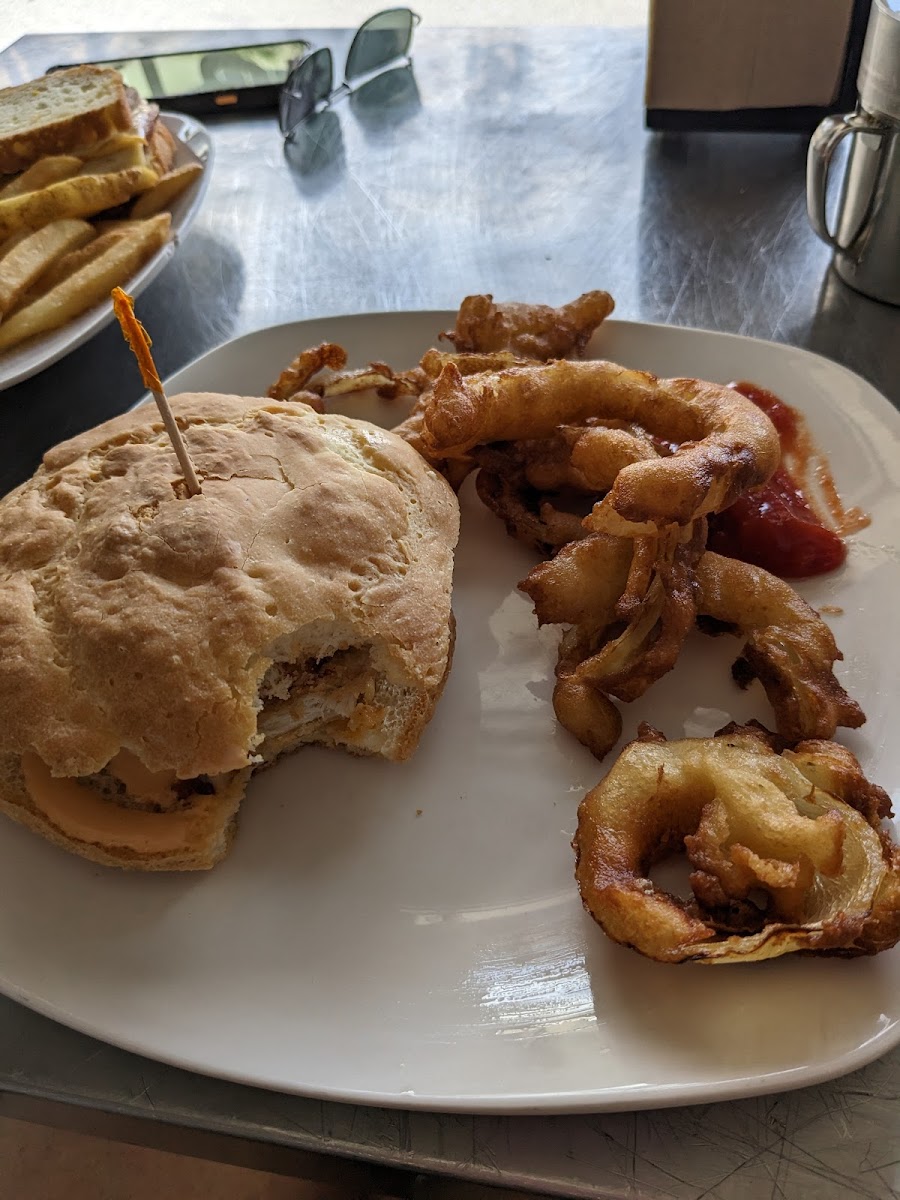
[2,26,900,1200]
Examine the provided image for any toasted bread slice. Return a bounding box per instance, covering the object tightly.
[0,66,132,174]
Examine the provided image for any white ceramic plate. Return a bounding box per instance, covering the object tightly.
[0,314,898,1115]
[0,112,212,392]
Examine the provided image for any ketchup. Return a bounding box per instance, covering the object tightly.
[706,382,851,579]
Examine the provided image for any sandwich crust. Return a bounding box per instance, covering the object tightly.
[0,393,459,791]
[0,66,134,174]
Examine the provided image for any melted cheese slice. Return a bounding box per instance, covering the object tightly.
[21,752,197,854]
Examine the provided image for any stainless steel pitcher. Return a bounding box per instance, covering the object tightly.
[807,0,900,306]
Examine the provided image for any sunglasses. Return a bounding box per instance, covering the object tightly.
[279,9,420,140]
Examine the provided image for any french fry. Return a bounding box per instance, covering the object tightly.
[130,163,203,219]
[0,213,170,352]
[92,220,134,234]
[0,218,94,316]
[0,228,31,262]
[0,155,83,199]
[0,165,159,240]
[77,141,149,177]
[76,133,146,161]
[15,227,128,307]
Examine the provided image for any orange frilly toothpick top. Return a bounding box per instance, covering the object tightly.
[111,287,163,393]
[111,287,201,496]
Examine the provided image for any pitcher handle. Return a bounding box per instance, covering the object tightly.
[806,111,884,249]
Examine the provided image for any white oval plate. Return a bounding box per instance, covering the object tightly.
[0,111,212,392]
[0,313,898,1115]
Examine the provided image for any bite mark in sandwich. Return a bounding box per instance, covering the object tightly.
[0,394,459,870]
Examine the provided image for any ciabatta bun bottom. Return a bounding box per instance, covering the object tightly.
[0,615,455,872]
[0,755,249,872]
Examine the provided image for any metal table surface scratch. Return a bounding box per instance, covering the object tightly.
[1,26,900,1200]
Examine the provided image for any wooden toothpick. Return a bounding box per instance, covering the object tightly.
[111,287,202,497]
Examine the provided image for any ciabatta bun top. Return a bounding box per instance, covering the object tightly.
[0,393,459,779]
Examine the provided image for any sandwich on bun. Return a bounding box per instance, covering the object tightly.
[0,393,459,870]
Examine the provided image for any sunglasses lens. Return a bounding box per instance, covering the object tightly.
[345,9,417,82]
[279,48,334,133]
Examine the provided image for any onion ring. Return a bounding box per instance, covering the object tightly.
[475,469,588,554]
[473,423,659,496]
[420,348,527,379]
[573,725,900,963]
[521,536,865,759]
[422,361,780,530]
[567,423,660,492]
[696,552,865,741]
[441,291,615,359]
[521,526,704,759]
[393,404,475,492]
[267,342,347,401]
[556,522,706,703]
[553,676,623,761]
[321,362,399,397]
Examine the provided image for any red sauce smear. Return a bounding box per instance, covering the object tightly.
[707,381,869,579]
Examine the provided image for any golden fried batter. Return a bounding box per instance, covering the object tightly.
[518,525,703,759]
[696,552,864,741]
[422,361,780,531]
[573,725,900,963]
[475,469,588,554]
[420,348,527,379]
[267,342,347,401]
[441,291,615,360]
[521,537,865,760]
[558,522,706,703]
